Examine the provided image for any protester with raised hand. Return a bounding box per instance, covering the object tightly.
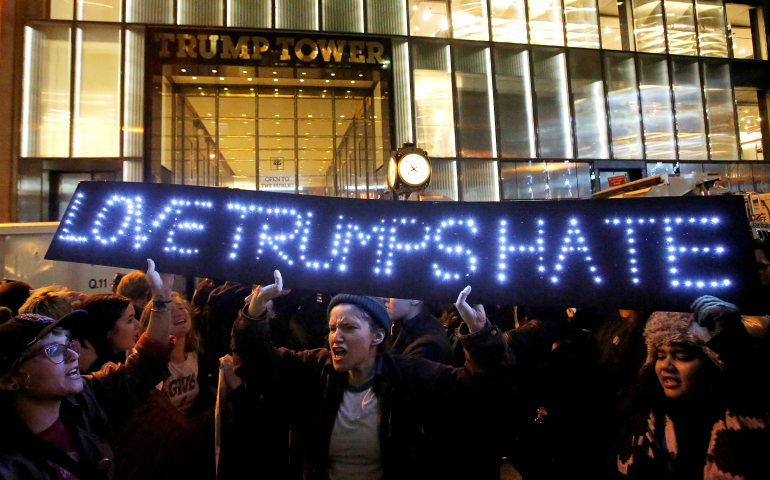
[230,271,514,480]
[0,259,175,480]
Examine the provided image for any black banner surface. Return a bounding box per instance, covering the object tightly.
[46,182,760,311]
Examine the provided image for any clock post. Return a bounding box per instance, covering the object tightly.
[386,143,432,200]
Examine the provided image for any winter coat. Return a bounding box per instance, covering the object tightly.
[390,310,454,365]
[230,308,515,480]
[0,334,173,480]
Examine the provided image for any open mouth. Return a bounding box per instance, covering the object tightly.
[173,318,187,326]
[662,377,681,388]
[66,367,81,380]
[332,347,346,361]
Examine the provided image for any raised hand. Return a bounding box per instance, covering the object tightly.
[145,258,174,302]
[247,270,291,318]
[455,286,487,334]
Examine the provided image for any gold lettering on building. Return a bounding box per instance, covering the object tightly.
[221,35,251,60]
[176,34,197,58]
[157,33,175,58]
[198,35,219,60]
[348,41,365,63]
[251,36,270,60]
[317,39,346,62]
[295,38,319,62]
[276,37,295,61]
[366,42,385,64]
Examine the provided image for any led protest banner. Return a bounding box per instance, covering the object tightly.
[46,182,760,312]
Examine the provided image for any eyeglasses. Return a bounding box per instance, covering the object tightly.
[28,341,80,365]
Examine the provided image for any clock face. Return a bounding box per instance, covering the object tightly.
[388,157,397,188]
[398,153,431,186]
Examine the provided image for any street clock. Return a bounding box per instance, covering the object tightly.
[387,144,431,196]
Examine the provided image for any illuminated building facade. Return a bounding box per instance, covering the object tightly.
[0,0,768,223]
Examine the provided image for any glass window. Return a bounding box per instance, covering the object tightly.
[564,0,600,48]
[451,0,489,40]
[409,0,450,37]
[276,0,319,30]
[52,0,74,19]
[736,88,762,160]
[495,46,535,158]
[500,161,551,199]
[412,43,455,157]
[569,49,609,159]
[429,159,459,200]
[664,0,698,55]
[127,0,173,23]
[702,60,738,159]
[368,0,407,35]
[532,48,572,159]
[633,0,666,53]
[647,161,676,175]
[599,0,634,51]
[576,162,591,198]
[671,59,707,160]
[228,0,272,28]
[638,55,676,160]
[604,53,643,159]
[454,46,495,157]
[696,0,728,57]
[324,0,364,33]
[393,40,413,145]
[529,0,565,46]
[459,160,499,201]
[74,26,122,158]
[124,28,144,158]
[178,0,223,25]
[78,0,121,21]
[548,161,579,199]
[490,0,527,43]
[21,25,71,158]
[726,4,766,60]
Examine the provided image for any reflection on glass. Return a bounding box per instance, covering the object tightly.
[647,161,676,175]
[638,55,676,159]
[177,0,222,25]
[459,161,499,200]
[702,61,738,160]
[430,159,459,200]
[228,0,272,28]
[451,0,489,40]
[495,46,535,158]
[324,0,364,33]
[276,0,318,30]
[532,48,572,159]
[127,0,173,23]
[218,87,256,190]
[529,0,564,46]
[21,25,71,158]
[455,46,495,157]
[409,0,450,37]
[412,43,455,157]
[671,59,707,160]
[548,161,579,199]
[599,0,633,50]
[74,27,122,157]
[124,28,144,157]
[564,0,600,48]
[490,0,527,43]
[703,62,738,160]
[633,0,666,53]
[696,0,728,57]
[78,0,121,21]
[604,53,643,159]
[500,161,548,199]
[569,50,609,159]
[52,0,74,19]
[368,0,407,35]
[664,0,698,55]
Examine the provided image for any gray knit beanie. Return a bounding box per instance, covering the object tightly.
[327,294,391,332]
[642,311,723,371]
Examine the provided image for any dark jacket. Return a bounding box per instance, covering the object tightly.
[231,308,515,480]
[0,334,173,480]
[391,310,454,365]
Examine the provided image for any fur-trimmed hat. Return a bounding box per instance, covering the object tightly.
[643,311,723,370]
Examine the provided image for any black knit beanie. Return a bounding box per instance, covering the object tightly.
[327,294,390,332]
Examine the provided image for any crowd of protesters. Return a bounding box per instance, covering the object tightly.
[0,238,768,480]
